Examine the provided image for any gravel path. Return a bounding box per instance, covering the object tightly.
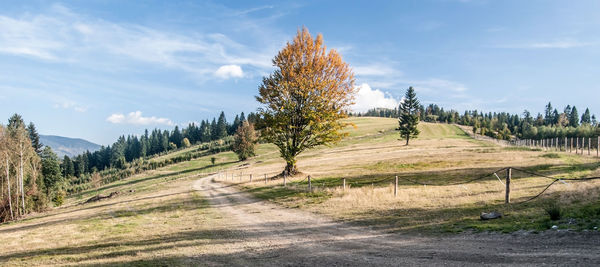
[193,174,600,266]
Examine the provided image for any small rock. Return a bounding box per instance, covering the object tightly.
[480,211,503,220]
[551,225,558,230]
[594,226,598,230]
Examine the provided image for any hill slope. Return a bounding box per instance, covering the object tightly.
[40,135,101,158]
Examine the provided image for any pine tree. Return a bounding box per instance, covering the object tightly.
[570,106,579,127]
[27,122,43,155]
[398,87,420,145]
[62,155,74,178]
[41,147,62,195]
[170,126,183,148]
[216,112,228,139]
[544,102,553,125]
[210,118,218,140]
[581,108,591,124]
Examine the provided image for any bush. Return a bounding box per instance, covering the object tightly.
[545,202,562,221]
[53,190,66,207]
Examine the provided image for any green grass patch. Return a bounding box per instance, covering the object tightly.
[540,153,561,159]
[244,185,332,208]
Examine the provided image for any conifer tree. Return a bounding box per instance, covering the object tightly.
[216,112,228,139]
[27,122,43,155]
[232,121,257,161]
[398,87,420,145]
[581,108,591,124]
[570,106,579,127]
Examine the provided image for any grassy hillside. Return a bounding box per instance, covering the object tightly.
[1,117,599,265]
[220,117,600,233]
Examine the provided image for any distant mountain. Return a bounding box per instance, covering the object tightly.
[40,135,101,158]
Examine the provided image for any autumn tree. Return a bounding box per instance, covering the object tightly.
[232,121,258,161]
[398,87,420,145]
[256,27,355,175]
[182,137,191,148]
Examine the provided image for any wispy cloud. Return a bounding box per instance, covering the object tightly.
[233,5,274,16]
[53,99,88,112]
[0,4,276,81]
[353,63,402,77]
[106,111,174,126]
[497,39,595,49]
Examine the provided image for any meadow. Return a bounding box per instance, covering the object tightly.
[1,117,599,265]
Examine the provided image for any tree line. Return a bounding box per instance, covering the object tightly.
[64,111,258,181]
[0,111,258,222]
[356,102,599,140]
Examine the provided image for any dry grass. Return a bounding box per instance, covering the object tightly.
[2,117,599,265]
[221,117,600,232]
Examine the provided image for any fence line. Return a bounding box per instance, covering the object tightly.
[214,166,600,205]
[510,136,600,157]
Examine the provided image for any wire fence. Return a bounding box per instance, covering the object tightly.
[214,166,600,205]
[510,136,600,157]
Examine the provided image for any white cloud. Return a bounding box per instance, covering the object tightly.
[106,111,174,126]
[215,64,244,79]
[352,83,399,112]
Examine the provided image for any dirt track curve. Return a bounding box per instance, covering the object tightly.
[193,174,600,266]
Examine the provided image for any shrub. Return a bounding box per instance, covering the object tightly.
[53,190,66,207]
[544,202,562,221]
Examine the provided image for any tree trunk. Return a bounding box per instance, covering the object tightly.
[20,145,24,216]
[405,134,410,146]
[6,158,13,220]
[284,161,298,176]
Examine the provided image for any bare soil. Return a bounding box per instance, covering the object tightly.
[194,174,600,266]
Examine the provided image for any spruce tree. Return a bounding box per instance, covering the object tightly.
[27,122,43,154]
[398,87,420,145]
[41,147,62,195]
[544,102,553,125]
[216,111,228,139]
[581,108,591,124]
[570,106,579,127]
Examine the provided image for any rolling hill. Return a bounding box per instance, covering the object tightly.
[40,135,101,158]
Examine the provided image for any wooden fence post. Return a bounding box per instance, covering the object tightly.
[343,178,346,191]
[588,137,591,155]
[283,174,287,187]
[570,137,573,153]
[264,174,267,184]
[394,175,398,197]
[250,174,253,182]
[505,167,511,204]
[576,137,579,154]
[308,175,312,192]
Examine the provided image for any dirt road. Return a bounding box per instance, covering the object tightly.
[193,174,600,266]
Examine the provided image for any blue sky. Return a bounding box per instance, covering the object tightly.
[1,0,598,145]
